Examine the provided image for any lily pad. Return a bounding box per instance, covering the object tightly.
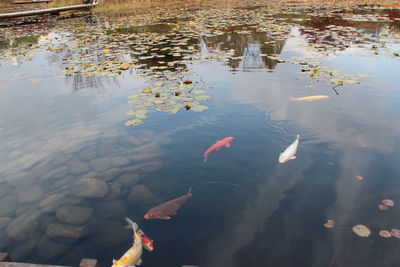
[191,105,208,112]
[352,224,371,237]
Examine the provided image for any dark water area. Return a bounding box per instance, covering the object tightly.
[1,3,400,267]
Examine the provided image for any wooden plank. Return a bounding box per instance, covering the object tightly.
[79,259,100,267]
[0,3,97,19]
[0,253,11,262]
[14,0,53,4]
[0,263,68,267]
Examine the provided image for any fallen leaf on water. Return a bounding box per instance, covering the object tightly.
[324,219,335,228]
[355,175,364,181]
[379,230,392,238]
[352,224,371,237]
[184,104,191,110]
[382,199,395,207]
[378,204,389,211]
[391,229,400,238]
[191,105,208,112]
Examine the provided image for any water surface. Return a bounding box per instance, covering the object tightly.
[1,3,400,267]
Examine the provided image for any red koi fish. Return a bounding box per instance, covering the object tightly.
[144,187,192,220]
[136,229,154,252]
[203,137,234,162]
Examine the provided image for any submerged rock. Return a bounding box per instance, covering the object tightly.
[40,194,66,213]
[3,171,37,187]
[56,205,93,225]
[69,161,90,175]
[96,168,122,182]
[119,135,142,146]
[71,178,108,198]
[125,161,163,174]
[16,185,44,204]
[90,220,130,249]
[128,185,156,205]
[6,211,40,241]
[0,217,12,230]
[95,200,127,220]
[41,166,70,182]
[37,235,71,260]
[111,157,131,168]
[10,234,39,261]
[105,182,122,200]
[89,158,112,172]
[127,143,163,162]
[78,149,97,162]
[116,173,141,187]
[46,222,90,242]
[0,195,17,217]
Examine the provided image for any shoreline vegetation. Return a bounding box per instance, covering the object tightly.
[1,0,400,15]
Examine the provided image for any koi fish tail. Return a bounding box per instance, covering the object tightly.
[296,134,300,140]
[289,97,296,101]
[125,217,138,232]
[187,186,192,196]
[203,153,208,162]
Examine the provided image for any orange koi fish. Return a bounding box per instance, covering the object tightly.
[203,137,234,162]
[136,229,154,252]
[144,187,192,220]
[112,218,142,267]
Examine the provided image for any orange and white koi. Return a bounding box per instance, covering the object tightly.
[112,218,143,267]
[136,229,154,252]
[203,137,234,162]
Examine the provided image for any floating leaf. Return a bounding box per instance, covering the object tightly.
[324,219,335,229]
[169,107,180,114]
[378,204,389,211]
[195,95,210,101]
[352,224,371,237]
[379,230,392,238]
[382,199,395,207]
[391,229,400,238]
[124,119,143,126]
[193,90,206,94]
[191,105,208,112]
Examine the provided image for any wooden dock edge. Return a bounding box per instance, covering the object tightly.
[0,3,97,20]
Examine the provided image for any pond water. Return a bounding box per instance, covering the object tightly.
[1,3,400,267]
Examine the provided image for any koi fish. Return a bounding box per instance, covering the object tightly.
[279,135,300,163]
[289,95,329,101]
[136,229,154,252]
[144,187,192,220]
[112,218,143,267]
[203,137,234,162]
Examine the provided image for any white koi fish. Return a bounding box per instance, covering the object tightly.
[112,218,143,267]
[279,135,300,163]
[289,95,329,101]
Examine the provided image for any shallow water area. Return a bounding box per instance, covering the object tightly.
[1,2,400,267]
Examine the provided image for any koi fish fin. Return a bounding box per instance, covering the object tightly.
[186,187,192,197]
[216,147,221,151]
[112,259,116,264]
[137,258,142,265]
[225,142,230,148]
[125,217,138,232]
[290,156,296,160]
[203,156,208,162]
